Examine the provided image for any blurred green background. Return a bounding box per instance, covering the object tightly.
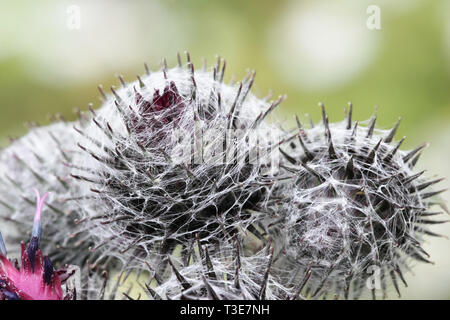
[0,0,449,299]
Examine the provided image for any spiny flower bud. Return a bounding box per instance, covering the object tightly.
[271,103,448,299]
[143,237,290,300]
[0,122,92,267]
[71,54,286,269]
[0,190,75,300]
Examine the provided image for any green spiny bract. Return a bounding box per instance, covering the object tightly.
[270,103,447,299]
[71,54,287,271]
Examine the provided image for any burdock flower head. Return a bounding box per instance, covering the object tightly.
[271,103,448,299]
[71,53,286,269]
[0,190,74,300]
[0,122,89,267]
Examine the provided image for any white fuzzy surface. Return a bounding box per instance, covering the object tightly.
[270,116,444,299]
[151,240,291,300]
[71,63,285,270]
[0,122,85,265]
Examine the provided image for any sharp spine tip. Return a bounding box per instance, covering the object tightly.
[176,53,182,67]
[137,75,145,88]
[403,143,429,163]
[97,85,107,100]
[346,102,353,130]
[384,117,402,143]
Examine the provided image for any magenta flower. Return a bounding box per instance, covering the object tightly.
[0,190,74,300]
[132,81,186,146]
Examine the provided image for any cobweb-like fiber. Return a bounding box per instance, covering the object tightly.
[0,54,447,300]
[0,122,93,267]
[270,104,447,299]
[71,56,287,272]
[137,237,292,300]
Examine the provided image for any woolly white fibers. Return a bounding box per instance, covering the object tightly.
[71,56,287,272]
[0,56,447,300]
[270,104,447,299]
[150,238,291,300]
[0,122,90,266]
